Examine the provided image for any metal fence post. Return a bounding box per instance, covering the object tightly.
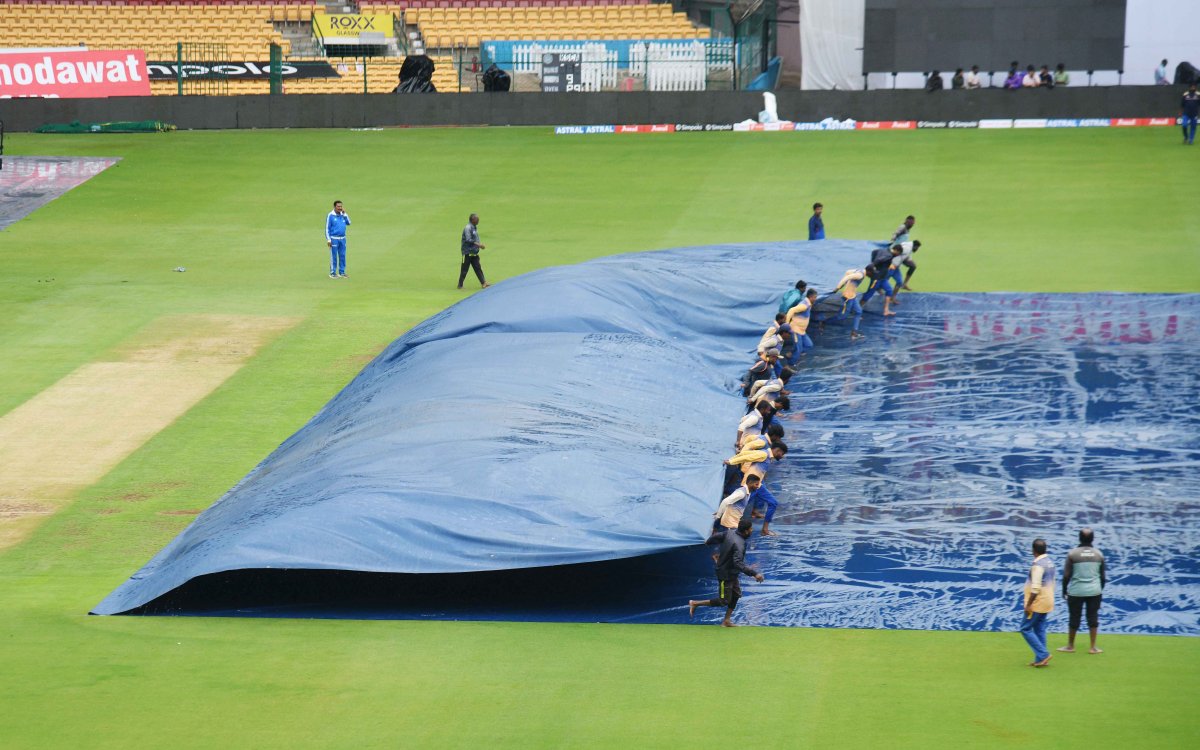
[269,43,282,94]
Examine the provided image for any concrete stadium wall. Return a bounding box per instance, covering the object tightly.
[0,87,1180,132]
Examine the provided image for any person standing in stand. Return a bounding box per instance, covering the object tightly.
[1155,59,1170,86]
[458,213,490,289]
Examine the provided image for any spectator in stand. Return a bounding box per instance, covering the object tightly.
[951,68,965,89]
[1054,63,1070,87]
[1022,65,1040,88]
[925,70,944,92]
[1181,83,1199,145]
[808,203,824,240]
[1155,59,1170,85]
[1004,62,1024,90]
[964,65,982,89]
[1038,65,1054,88]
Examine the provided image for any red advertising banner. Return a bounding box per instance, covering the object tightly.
[1114,117,1176,127]
[0,49,151,98]
[857,120,917,130]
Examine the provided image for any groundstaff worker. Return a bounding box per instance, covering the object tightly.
[687,518,764,627]
[1020,537,1056,668]
[1058,528,1106,655]
[458,213,490,289]
[326,200,350,278]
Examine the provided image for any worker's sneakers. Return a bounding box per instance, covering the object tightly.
[850,331,865,341]
[329,272,337,279]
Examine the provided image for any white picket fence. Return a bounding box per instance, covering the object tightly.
[629,41,706,91]
[510,42,618,91]
[509,39,733,92]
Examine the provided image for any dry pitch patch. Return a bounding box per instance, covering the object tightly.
[0,313,297,549]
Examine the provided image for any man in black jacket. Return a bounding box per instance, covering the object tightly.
[688,519,764,626]
[860,244,901,316]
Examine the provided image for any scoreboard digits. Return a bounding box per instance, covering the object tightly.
[541,53,583,93]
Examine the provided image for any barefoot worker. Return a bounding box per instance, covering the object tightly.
[890,215,918,290]
[886,240,921,308]
[827,267,867,341]
[1057,528,1107,655]
[688,519,764,627]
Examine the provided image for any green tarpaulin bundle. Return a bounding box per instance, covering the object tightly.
[35,120,175,134]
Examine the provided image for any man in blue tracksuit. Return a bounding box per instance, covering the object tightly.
[326,200,351,278]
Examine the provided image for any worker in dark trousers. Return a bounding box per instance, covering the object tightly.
[687,518,764,627]
[458,213,490,289]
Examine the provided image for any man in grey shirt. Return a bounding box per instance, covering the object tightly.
[457,213,489,290]
[1058,528,1107,654]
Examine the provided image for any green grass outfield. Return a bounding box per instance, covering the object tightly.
[1,127,1197,749]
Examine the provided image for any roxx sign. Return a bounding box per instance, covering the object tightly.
[328,15,378,30]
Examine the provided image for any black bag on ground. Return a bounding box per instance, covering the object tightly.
[394,55,437,93]
[481,64,511,92]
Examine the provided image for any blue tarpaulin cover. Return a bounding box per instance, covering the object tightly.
[93,242,1200,634]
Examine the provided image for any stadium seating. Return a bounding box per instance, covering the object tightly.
[0,1,709,94]
[0,3,295,61]
[361,1,709,51]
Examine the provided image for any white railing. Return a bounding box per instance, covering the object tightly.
[631,41,708,91]
[505,39,734,92]
[511,42,618,91]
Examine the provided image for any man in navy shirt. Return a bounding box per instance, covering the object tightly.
[1181,84,1199,145]
[458,213,490,289]
[808,202,825,240]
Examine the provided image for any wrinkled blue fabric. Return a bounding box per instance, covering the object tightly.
[94,243,1200,636]
[94,241,868,615]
